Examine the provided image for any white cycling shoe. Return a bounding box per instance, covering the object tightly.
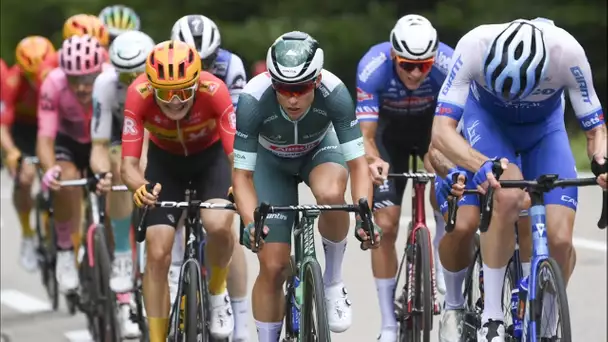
[168,264,180,308]
[110,252,134,293]
[20,237,38,272]
[325,283,353,333]
[209,290,234,339]
[118,302,141,339]
[56,250,79,293]
[377,327,398,342]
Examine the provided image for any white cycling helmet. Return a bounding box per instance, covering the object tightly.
[390,14,438,60]
[171,15,221,68]
[266,31,324,84]
[109,30,155,73]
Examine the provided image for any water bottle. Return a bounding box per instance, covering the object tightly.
[515,275,529,339]
[291,276,302,331]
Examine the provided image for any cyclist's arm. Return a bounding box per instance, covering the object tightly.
[225,54,247,108]
[0,69,19,155]
[36,75,59,171]
[562,36,607,160]
[139,129,150,173]
[232,92,263,225]
[89,74,113,173]
[428,142,456,178]
[431,31,488,173]
[121,86,147,191]
[356,51,385,164]
[210,80,236,166]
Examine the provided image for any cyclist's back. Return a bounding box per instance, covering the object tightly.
[209,48,247,107]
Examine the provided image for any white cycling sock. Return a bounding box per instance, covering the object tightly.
[481,263,507,324]
[433,210,446,252]
[443,268,467,309]
[521,262,531,278]
[171,227,184,265]
[322,237,347,286]
[231,297,250,339]
[375,278,398,329]
[255,320,282,342]
[541,292,558,337]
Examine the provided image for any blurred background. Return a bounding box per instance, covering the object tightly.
[1,0,606,170]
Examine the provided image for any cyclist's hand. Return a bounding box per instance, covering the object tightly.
[355,218,382,250]
[42,165,61,191]
[591,155,608,190]
[439,168,467,198]
[241,222,269,252]
[95,173,112,195]
[369,157,389,185]
[6,149,21,178]
[134,183,161,208]
[227,186,235,202]
[473,158,508,195]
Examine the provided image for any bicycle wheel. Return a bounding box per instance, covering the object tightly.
[529,258,571,340]
[283,256,298,341]
[462,233,482,340]
[502,257,519,337]
[301,260,331,342]
[93,225,121,342]
[184,261,200,342]
[411,228,432,342]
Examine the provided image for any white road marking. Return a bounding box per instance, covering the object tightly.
[0,289,51,314]
[64,330,93,342]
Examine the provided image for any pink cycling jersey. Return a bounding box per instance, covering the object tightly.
[37,65,111,144]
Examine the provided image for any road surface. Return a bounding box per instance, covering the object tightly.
[1,170,606,341]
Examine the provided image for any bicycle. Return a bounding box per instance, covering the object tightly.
[388,152,441,342]
[250,196,375,342]
[136,188,236,342]
[58,175,129,341]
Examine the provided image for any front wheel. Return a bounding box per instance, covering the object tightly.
[301,261,331,342]
[93,225,121,342]
[184,262,200,342]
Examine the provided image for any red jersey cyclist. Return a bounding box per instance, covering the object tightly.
[1,36,57,272]
[121,40,237,341]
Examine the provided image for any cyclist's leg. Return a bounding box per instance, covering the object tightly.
[12,122,38,271]
[514,155,533,278]
[194,142,236,338]
[251,148,298,342]
[227,229,250,340]
[301,131,353,333]
[461,101,522,338]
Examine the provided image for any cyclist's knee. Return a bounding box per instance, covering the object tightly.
[57,161,79,180]
[145,226,174,273]
[311,182,346,205]
[258,244,290,288]
[374,206,400,244]
[204,212,235,240]
[451,207,480,240]
[18,164,36,186]
[546,205,575,255]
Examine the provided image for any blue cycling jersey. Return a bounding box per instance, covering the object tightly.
[209,48,247,108]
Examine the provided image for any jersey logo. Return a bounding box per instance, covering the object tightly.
[145,119,216,142]
[220,108,236,135]
[199,81,219,95]
[6,74,19,88]
[358,52,387,83]
[136,82,153,99]
[356,87,374,102]
[123,117,139,136]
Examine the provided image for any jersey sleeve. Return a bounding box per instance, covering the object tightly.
[36,54,58,89]
[224,54,247,108]
[434,31,482,122]
[91,73,114,143]
[355,49,388,122]
[121,84,146,158]
[37,73,60,139]
[327,83,365,161]
[561,37,605,131]
[208,80,236,155]
[429,42,455,86]
[233,93,263,171]
[0,68,20,126]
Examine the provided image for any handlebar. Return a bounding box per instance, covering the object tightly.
[252,198,374,253]
[59,175,128,193]
[387,172,436,180]
[17,156,40,165]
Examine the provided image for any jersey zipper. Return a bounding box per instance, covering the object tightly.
[176,121,189,156]
[294,121,298,144]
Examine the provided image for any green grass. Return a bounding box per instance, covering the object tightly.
[569,130,590,172]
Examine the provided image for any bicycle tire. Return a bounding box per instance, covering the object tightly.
[184,261,199,342]
[502,256,519,337]
[461,233,482,341]
[93,225,121,342]
[283,256,298,339]
[46,211,59,311]
[301,260,331,342]
[412,228,432,342]
[463,233,482,309]
[530,258,571,340]
[133,243,148,341]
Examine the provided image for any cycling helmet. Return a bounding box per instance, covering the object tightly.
[170,15,221,67]
[483,20,549,102]
[98,5,141,38]
[63,14,110,47]
[390,14,438,60]
[109,31,155,73]
[15,36,56,74]
[266,31,324,84]
[145,40,201,90]
[60,35,104,76]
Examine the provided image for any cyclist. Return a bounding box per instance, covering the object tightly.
[432,18,607,341]
[1,36,56,272]
[90,30,155,338]
[170,15,250,340]
[98,5,141,44]
[121,40,237,341]
[37,35,110,293]
[355,14,453,341]
[232,31,381,341]
[251,60,267,77]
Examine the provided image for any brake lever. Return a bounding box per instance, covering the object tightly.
[252,202,270,253]
[598,192,607,229]
[445,173,462,233]
[480,160,504,233]
[358,198,375,249]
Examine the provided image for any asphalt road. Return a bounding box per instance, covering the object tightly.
[1,169,606,341]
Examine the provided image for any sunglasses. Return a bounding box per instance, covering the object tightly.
[154,83,198,103]
[272,80,316,97]
[118,72,140,85]
[67,73,99,86]
[394,55,435,73]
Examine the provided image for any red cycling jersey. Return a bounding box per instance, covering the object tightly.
[122,72,236,158]
[1,66,40,126]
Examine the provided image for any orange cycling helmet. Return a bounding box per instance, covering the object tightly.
[15,36,56,75]
[63,14,110,47]
[145,40,202,90]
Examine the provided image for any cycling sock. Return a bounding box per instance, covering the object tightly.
[374,278,398,329]
[231,297,250,339]
[481,263,507,324]
[55,221,73,250]
[541,292,558,337]
[171,227,185,265]
[322,236,347,286]
[148,317,169,342]
[433,210,446,250]
[111,216,132,254]
[208,266,229,295]
[521,262,531,278]
[443,268,467,309]
[254,320,282,342]
[18,210,35,238]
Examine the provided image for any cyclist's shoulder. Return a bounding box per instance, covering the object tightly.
[93,69,118,94]
[241,73,272,101]
[357,42,392,86]
[41,67,66,91]
[125,74,154,109]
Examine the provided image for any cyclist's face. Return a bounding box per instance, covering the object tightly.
[67,73,99,105]
[157,96,195,120]
[392,50,433,91]
[274,76,320,120]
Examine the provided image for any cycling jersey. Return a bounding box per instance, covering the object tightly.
[233,70,364,171]
[121,72,236,158]
[1,67,39,126]
[209,48,247,108]
[91,65,125,144]
[435,19,604,211]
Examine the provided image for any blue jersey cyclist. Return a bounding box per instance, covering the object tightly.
[356,14,454,342]
[431,18,607,341]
